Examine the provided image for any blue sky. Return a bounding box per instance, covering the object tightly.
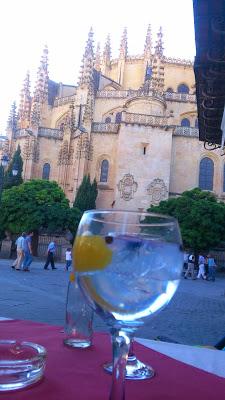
[0,0,195,132]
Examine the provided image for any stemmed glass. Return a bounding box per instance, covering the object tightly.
[103,338,154,379]
[73,210,183,400]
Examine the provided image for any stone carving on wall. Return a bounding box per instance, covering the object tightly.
[124,112,167,127]
[56,112,70,132]
[118,173,138,201]
[32,139,40,163]
[75,134,93,161]
[57,140,74,165]
[1,139,10,156]
[147,178,167,205]
[22,137,39,162]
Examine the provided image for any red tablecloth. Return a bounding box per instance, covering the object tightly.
[0,320,224,399]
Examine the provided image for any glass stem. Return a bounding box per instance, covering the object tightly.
[127,338,136,362]
[109,329,130,400]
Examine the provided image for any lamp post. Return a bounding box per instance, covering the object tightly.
[0,154,9,202]
[0,155,18,202]
[12,163,19,177]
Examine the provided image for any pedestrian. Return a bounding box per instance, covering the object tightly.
[22,231,34,272]
[44,241,57,270]
[207,254,217,281]
[183,251,189,273]
[65,248,72,271]
[11,232,26,270]
[197,254,206,279]
[184,254,195,279]
[204,255,209,277]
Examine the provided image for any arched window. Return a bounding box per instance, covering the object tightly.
[166,87,173,93]
[100,159,109,183]
[177,84,189,94]
[181,118,190,127]
[115,112,122,123]
[105,117,111,123]
[195,118,199,128]
[199,157,214,190]
[42,163,50,180]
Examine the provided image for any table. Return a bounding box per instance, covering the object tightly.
[0,319,224,399]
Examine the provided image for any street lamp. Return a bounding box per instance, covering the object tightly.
[1,154,9,168]
[0,154,9,202]
[12,164,18,176]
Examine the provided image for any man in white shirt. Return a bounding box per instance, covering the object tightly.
[11,232,26,270]
[43,241,57,270]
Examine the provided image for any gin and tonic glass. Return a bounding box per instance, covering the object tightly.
[73,210,183,400]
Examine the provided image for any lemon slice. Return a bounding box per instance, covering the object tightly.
[73,235,112,272]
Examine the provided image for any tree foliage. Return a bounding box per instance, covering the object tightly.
[3,145,23,189]
[73,175,98,213]
[149,188,225,252]
[0,179,70,234]
[68,206,83,238]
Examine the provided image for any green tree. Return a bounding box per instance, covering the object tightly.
[0,179,70,235]
[4,145,23,189]
[68,206,83,238]
[73,175,98,213]
[148,188,225,254]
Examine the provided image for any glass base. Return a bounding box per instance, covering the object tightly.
[103,354,155,380]
[0,340,46,392]
[63,337,92,349]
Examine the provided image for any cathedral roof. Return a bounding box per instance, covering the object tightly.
[48,80,59,106]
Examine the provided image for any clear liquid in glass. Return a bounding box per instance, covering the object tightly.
[79,235,183,330]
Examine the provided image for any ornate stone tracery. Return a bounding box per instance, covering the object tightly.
[75,134,93,161]
[147,178,167,205]
[57,140,74,165]
[118,173,138,201]
[22,136,39,162]
[1,139,10,156]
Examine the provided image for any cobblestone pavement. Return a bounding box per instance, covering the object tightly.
[0,259,225,346]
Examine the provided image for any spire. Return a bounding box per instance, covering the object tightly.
[94,42,101,71]
[18,71,31,129]
[144,24,152,58]
[30,45,49,127]
[79,27,95,87]
[119,27,128,58]
[151,56,164,95]
[7,102,18,133]
[155,26,164,58]
[33,45,49,103]
[103,34,111,66]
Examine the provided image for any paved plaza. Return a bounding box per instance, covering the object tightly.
[0,258,225,346]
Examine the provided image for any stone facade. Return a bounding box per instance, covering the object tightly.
[2,26,224,211]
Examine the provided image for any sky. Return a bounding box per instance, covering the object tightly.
[0,0,196,133]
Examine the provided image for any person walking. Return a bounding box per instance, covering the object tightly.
[183,251,189,273]
[197,254,206,279]
[204,255,209,278]
[22,231,34,272]
[184,254,195,279]
[65,248,72,271]
[11,232,26,270]
[207,254,217,281]
[44,241,57,270]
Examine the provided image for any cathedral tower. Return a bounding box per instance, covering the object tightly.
[117,28,128,85]
[30,46,49,131]
[18,71,31,129]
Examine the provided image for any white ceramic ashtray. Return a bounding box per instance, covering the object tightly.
[0,340,46,391]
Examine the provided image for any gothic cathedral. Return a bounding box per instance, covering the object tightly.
[1,26,224,210]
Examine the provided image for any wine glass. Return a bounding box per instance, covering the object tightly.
[73,210,183,400]
[103,337,154,379]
